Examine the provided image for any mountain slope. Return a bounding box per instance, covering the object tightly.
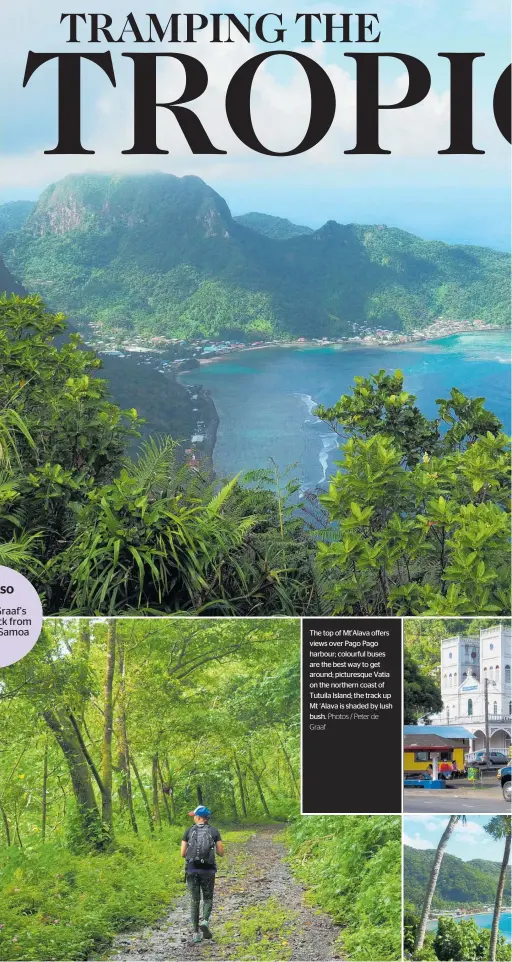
[234,211,313,239]
[0,254,26,296]
[404,846,511,911]
[2,173,509,341]
[0,201,35,239]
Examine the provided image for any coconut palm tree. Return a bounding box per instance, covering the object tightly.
[413,815,467,953]
[484,815,511,962]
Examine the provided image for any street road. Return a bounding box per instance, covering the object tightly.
[404,790,509,813]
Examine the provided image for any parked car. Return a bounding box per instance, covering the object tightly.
[465,750,509,769]
[498,765,511,803]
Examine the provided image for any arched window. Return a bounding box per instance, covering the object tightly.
[454,672,457,686]
[443,673,447,686]
[489,666,494,681]
[468,698,473,716]
[446,707,450,722]
[449,673,452,687]
[493,701,498,715]
[495,665,500,683]
[505,665,510,684]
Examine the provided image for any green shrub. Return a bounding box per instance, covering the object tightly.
[0,829,184,961]
[287,815,401,961]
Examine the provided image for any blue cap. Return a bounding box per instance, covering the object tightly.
[188,805,211,817]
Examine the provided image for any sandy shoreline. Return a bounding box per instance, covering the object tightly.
[195,328,505,366]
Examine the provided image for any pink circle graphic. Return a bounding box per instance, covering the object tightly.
[0,566,43,667]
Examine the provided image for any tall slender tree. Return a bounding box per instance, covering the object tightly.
[101,620,116,832]
[413,815,466,953]
[484,815,511,962]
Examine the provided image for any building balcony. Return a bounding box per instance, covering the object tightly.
[437,714,511,726]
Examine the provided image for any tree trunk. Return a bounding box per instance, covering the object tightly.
[101,619,116,832]
[233,757,247,817]
[131,755,154,834]
[276,731,300,798]
[162,756,176,820]
[248,763,271,818]
[152,755,161,828]
[115,631,138,835]
[43,707,106,849]
[0,797,10,846]
[41,736,48,841]
[228,774,239,820]
[76,620,91,720]
[196,784,204,806]
[157,759,173,824]
[13,802,23,848]
[413,816,459,951]
[490,829,511,961]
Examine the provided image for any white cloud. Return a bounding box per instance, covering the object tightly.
[403,831,433,850]
[453,820,485,841]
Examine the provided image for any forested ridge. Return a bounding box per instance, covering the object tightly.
[0,619,401,961]
[0,294,509,616]
[404,846,511,911]
[1,172,509,340]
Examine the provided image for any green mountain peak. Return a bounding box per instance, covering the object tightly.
[2,171,509,341]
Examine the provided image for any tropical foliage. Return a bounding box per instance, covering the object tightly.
[0,296,509,616]
[288,815,402,961]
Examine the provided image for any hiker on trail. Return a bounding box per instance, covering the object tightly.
[181,806,224,943]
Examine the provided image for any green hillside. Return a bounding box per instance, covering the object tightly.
[404,846,511,911]
[234,211,313,239]
[0,252,25,295]
[2,172,509,341]
[0,200,35,238]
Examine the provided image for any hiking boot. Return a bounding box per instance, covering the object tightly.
[191,930,202,943]
[199,920,213,939]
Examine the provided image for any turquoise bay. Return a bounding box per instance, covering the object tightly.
[427,911,511,942]
[180,332,511,491]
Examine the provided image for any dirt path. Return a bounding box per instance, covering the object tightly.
[106,825,344,961]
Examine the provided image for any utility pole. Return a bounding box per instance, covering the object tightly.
[484,677,497,770]
[484,676,490,769]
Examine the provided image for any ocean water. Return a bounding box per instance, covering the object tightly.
[427,911,511,942]
[179,332,511,490]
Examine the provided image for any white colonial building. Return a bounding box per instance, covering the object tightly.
[429,624,511,753]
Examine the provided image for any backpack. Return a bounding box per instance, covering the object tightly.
[186,824,216,868]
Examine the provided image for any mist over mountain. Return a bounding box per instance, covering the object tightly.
[1,172,509,341]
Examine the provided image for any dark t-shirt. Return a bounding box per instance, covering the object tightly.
[183,824,222,875]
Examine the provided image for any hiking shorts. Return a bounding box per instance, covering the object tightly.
[186,873,216,928]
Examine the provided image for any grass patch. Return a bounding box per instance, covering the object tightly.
[286,815,402,961]
[217,897,296,961]
[0,829,185,961]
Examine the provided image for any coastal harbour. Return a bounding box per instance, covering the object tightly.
[96,330,511,491]
[426,911,511,942]
[178,331,511,492]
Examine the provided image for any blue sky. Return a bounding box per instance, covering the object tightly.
[403,816,508,863]
[0,0,510,248]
